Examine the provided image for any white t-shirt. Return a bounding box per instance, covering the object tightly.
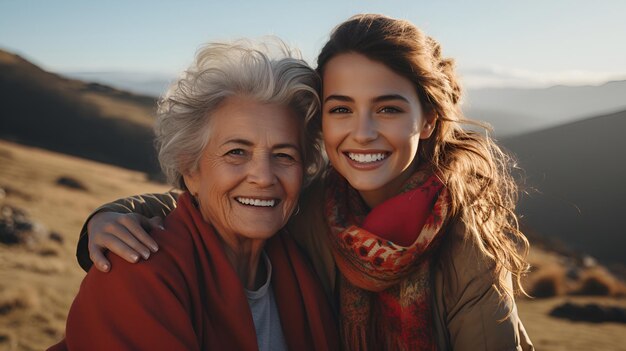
[244,252,288,351]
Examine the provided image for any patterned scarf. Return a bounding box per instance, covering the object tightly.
[325,167,450,351]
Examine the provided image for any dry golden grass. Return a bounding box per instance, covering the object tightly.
[518,297,626,351]
[517,241,626,349]
[0,140,169,351]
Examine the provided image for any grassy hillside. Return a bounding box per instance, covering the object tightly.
[503,109,626,265]
[0,140,170,350]
[0,50,160,177]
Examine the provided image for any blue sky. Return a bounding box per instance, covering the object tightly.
[1,0,625,88]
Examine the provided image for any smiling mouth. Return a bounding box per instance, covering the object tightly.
[345,152,390,164]
[235,197,279,208]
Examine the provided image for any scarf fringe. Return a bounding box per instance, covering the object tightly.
[342,322,408,351]
[342,323,369,351]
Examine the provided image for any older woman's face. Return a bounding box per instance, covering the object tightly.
[184,96,303,242]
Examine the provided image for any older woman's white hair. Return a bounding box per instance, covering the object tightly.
[155,39,324,190]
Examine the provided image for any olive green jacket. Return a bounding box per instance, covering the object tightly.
[77,187,533,351]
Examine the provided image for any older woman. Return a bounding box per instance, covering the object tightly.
[48,41,338,351]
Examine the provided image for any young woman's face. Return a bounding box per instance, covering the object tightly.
[322,53,434,207]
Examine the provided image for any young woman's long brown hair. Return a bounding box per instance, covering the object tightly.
[317,14,530,299]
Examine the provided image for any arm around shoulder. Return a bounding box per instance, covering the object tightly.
[76,191,180,271]
[434,221,534,351]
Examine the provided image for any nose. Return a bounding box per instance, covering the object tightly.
[352,113,378,144]
[247,154,276,187]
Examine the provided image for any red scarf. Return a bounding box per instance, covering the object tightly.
[50,192,339,351]
[325,168,450,351]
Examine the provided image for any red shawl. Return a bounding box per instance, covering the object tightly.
[49,192,339,351]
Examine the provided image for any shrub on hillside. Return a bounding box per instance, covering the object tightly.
[570,268,624,296]
[550,302,626,324]
[526,266,567,298]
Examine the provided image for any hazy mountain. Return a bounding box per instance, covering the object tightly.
[464,81,626,136]
[502,109,626,265]
[58,70,626,139]
[62,71,174,97]
[0,49,161,177]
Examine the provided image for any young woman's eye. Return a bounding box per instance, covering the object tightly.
[378,106,402,114]
[328,106,351,114]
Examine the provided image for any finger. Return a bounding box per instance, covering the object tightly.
[148,216,164,230]
[99,232,143,263]
[145,218,162,252]
[88,242,111,272]
[120,216,159,254]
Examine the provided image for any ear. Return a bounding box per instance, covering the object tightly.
[182,170,200,195]
[419,111,437,139]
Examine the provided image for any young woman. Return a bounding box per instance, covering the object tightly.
[77,14,534,351]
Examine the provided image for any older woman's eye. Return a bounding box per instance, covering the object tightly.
[275,153,297,161]
[226,149,245,156]
[274,152,298,164]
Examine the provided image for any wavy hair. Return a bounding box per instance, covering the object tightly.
[317,14,530,299]
[155,39,324,190]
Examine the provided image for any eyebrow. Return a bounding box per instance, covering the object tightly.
[373,94,410,103]
[221,139,300,150]
[221,139,253,147]
[273,143,300,151]
[324,95,353,103]
[324,94,409,104]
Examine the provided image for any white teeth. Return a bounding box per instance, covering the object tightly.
[235,197,276,207]
[347,152,387,163]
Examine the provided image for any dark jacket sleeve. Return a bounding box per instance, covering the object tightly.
[434,221,534,351]
[76,191,180,271]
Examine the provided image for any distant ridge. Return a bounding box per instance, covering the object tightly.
[465,80,626,136]
[62,71,173,97]
[0,49,161,177]
[503,109,626,264]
